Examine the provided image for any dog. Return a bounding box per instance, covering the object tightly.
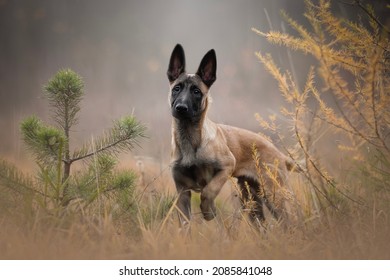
[167,44,297,227]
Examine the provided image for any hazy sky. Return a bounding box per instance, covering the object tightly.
[0,0,388,164]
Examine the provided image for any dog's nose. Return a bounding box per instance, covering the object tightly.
[175,104,188,113]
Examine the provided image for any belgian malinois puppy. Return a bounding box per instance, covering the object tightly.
[167,44,297,227]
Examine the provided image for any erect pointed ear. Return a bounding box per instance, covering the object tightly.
[196,49,217,88]
[167,44,186,83]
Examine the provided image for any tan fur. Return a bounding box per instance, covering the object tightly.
[171,113,294,221]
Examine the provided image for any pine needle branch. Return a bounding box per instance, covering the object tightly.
[44,69,84,130]
[71,116,147,163]
[20,116,65,165]
[0,159,48,198]
[353,0,390,34]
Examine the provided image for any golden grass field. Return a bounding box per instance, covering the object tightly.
[1,154,389,260]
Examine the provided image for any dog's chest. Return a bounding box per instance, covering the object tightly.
[172,159,222,192]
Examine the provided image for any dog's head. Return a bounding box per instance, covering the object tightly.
[167,44,217,121]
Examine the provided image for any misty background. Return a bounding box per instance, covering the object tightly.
[0,0,388,168]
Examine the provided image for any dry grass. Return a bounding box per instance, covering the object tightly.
[1,208,389,260]
[0,157,389,260]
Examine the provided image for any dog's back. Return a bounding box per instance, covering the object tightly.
[219,124,290,174]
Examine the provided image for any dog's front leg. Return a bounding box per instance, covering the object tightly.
[176,188,192,226]
[200,171,230,221]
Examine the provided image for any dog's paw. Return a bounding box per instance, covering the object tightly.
[202,211,216,221]
[200,198,217,221]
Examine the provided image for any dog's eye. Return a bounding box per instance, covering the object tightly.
[173,84,181,92]
[193,88,201,96]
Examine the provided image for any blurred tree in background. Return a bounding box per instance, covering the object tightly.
[253,0,389,217]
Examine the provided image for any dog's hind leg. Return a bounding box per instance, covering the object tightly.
[260,170,296,227]
[237,176,266,227]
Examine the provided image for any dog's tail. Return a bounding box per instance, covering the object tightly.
[285,158,305,173]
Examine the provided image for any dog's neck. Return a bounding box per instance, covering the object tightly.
[173,115,205,153]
